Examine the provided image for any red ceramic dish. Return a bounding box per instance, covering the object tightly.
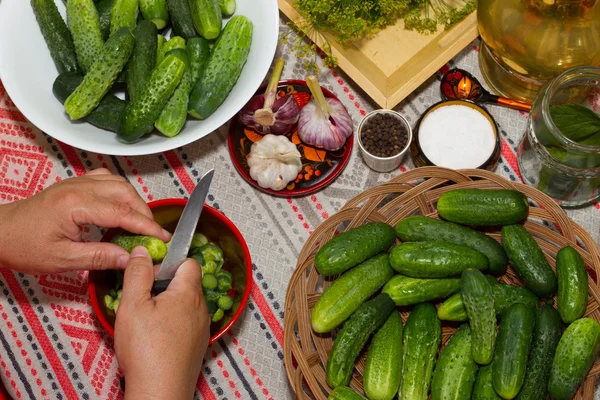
[88,199,252,344]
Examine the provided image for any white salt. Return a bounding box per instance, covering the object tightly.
[418,104,496,169]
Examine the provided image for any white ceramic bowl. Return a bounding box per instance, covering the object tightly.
[357,109,412,172]
[0,0,278,156]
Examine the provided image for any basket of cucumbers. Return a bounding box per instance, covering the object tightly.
[284,166,600,400]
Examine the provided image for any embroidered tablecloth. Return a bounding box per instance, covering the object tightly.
[0,17,599,400]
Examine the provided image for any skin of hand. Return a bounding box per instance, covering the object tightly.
[0,168,170,274]
[115,247,210,400]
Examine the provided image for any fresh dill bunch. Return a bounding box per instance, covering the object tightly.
[404,0,477,34]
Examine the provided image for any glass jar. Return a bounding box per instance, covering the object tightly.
[478,0,600,103]
[517,67,600,207]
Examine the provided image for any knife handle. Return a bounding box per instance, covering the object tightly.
[151,279,172,296]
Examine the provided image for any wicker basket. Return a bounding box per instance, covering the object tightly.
[283,167,600,400]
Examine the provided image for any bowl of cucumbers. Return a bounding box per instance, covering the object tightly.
[88,198,252,343]
[0,0,278,156]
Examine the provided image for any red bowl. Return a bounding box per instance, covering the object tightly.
[88,199,252,344]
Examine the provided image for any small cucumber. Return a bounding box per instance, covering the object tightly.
[311,254,393,333]
[66,0,104,72]
[109,0,138,35]
[31,0,80,74]
[139,0,169,29]
[437,189,529,226]
[328,387,367,400]
[156,34,166,61]
[492,303,536,400]
[437,292,468,321]
[472,365,501,400]
[399,303,441,400]
[166,0,198,39]
[117,54,185,142]
[501,224,558,298]
[188,15,253,119]
[111,234,168,262]
[155,48,192,137]
[548,318,600,400]
[218,0,235,16]
[325,294,395,388]
[95,0,114,40]
[382,275,460,306]
[396,216,508,275]
[187,0,222,39]
[389,241,489,278]
[156,35,186,65]
[363,312,403,400]
[64,27,134,120]
[556,246,588,324]
[431,324,479,400]
[314,222,396,276]
[127,20,158,102]
[516,304,562,400]
[461,269,496,365]
[187,37,210,85]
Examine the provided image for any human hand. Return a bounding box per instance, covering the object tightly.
[115,247,210,400]
[0,168,169,274]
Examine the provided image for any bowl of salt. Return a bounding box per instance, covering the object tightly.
[411,100,501,170]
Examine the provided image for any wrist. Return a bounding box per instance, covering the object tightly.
[123,370,196,400]
[0,202,17,269]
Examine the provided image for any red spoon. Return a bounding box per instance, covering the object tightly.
[441,68,531,112]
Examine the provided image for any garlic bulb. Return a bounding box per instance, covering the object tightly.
[247,134,302,191]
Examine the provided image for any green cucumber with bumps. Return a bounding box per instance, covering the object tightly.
[399,302,441,400]
[382,275,460,306]
[437,189,529,226]
[188,15,253,119]
[64,27,134,120]
[314,222,396,276]
[165,0,197,39]
[389,241,489,278]
[127,20,158,102]
[492,303,536,400]
[95,0,114,40]
[31,0,80,74]
[516,304,562,400]
[187,37,210,86]
[431,324,479,400]
[218,0,235,16]
[325,294,395,388]
[437,292,468,321]
[66,0,104,72]
[472,365,501,400]
[187,0,222,39]
[556,246,588,324]
[501,224,558,298]
[328,387,367,400]
[548,318,600,400]
[311,254,393,333]
[155,49,192,137]
[139,0,169,29]
[109,0,138,35]
[461,269,496,365]
[156,35,186,65]
[396,216,508,275]
[363,311,403,400]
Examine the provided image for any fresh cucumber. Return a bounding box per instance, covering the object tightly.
[311,254,393,333]
[492,303,536,400]
[127,20,158,102]
[501,224,558,298]
[66,0,104,72]
[155,48,192,137]
[363,312,403,400]
[516,304,562,400]
[461,269,496,365]
[399,302,441,400]
[556,246,588,324]
[117,54,185,142]
[437,189,529,226]
[396,216,508,275]
[31,0,80,74]
[382,275,460,306]
[187,37,210,85]
[95,0,114,40]
[218,0,235,16]
[548,318,600,400]
[111,234,168,262]
[437,292,468,321]
[472,365,501,400]
[156,34,166,61]
[156,35,186,65]
[325,294,395,388]
[109,0,138,35]
[139,0,169,29]
[389,241,489,278]
[187,0,222,39]
[52,72,126,132]
[64,27,134,120]
[165,0,197,39]
[188,15,253,119]
[328,387,367,400]
[314,222,396,276]
[431,324,479,400]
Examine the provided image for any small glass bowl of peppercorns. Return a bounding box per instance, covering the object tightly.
[357,109,413,172]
